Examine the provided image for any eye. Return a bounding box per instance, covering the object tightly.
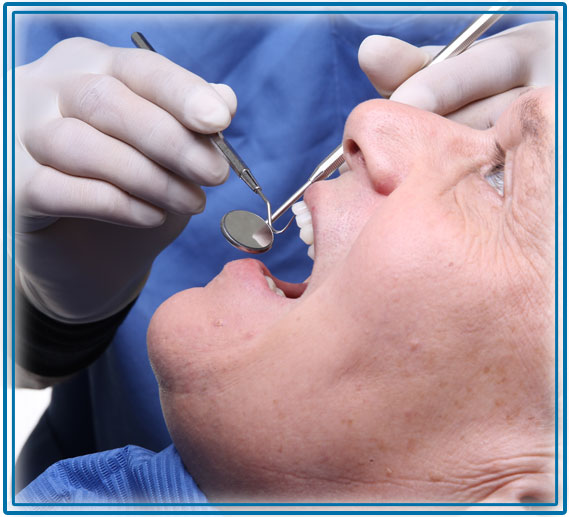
[485,167,504,196]
[484,142,506,197]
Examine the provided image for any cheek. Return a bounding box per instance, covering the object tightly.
[343,198,498,343]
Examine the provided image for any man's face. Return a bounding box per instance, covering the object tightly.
[147,88,556,503]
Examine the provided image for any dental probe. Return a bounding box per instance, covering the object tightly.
[130,32,270,205]
[269,6,510,224]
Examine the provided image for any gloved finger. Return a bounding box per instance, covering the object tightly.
[19,162,167,228]
[211,83,238,117]
[24,117,207,215]
[110,47,234,134]
[58,73,230,186]
[390,34,528,116]
[446,86,533,129]
[358,35,432,98]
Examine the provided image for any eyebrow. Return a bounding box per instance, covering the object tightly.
[519,96,546,141]
[511,94,555,199]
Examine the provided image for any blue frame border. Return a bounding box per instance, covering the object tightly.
[3,3,567,515]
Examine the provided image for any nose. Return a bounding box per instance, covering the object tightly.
[343,99,434,196]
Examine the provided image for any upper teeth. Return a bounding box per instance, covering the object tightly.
[264,275,285,297]
[292,201,314,260]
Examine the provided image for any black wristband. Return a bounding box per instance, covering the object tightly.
[15,290,137,378]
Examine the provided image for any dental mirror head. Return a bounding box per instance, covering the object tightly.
[221,210,274,253]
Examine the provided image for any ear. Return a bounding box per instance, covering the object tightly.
[472,473,557,509]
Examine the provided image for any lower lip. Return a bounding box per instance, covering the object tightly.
[218,258,269,283]
[217,259,308,299]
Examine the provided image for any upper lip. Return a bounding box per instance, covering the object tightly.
[303,185,318,232]
[303,184,316,215]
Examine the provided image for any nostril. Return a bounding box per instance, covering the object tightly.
[344,138,359,156]
[344,138,366,171]
[344,136,400,197]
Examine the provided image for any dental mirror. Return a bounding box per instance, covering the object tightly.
[221,210,274,253]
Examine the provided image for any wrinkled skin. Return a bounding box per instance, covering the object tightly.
[147,88,556,504]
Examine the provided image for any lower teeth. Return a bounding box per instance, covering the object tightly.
[264,275,286,297]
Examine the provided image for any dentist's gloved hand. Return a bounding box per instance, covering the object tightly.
[358,21,554,129]
[14,37,237,324]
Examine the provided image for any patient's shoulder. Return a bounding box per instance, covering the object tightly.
[16,444,208,506]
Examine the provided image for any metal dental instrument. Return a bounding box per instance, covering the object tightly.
[135,7,509,254]
[131,32,274,249]
[269,6,511,225]
[220,6,510,253]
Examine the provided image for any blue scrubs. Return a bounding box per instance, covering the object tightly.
[14,11,542,498]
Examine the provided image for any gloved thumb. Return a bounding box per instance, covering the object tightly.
[358,35,432,98]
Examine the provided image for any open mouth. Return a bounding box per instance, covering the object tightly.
[259,199,315,299]
[262,271,308,299]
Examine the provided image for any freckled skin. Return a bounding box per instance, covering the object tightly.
[148,89,556,504]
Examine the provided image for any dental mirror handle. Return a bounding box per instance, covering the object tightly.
[130,32,264,196]
[269,6,510,224]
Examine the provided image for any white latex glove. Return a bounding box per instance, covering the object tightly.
[12,37,237,323]
[358,21,554,129]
